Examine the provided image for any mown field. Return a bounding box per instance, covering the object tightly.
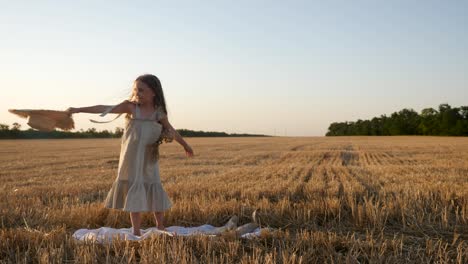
[0,136,467,263]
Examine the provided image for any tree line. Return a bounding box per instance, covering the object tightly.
[0,124,268,139]
[326,103,468,136]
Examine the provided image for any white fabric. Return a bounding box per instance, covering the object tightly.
[72,224,265,243]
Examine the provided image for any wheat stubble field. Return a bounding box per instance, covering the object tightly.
[0,136,467,263]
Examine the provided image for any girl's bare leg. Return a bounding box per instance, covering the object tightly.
[153,211,165,230]
[130,212,142,236]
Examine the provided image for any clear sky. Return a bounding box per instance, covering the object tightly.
[1,1,467,136]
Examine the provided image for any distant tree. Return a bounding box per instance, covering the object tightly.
[114,127,124,137]
[438,103,451,113]
[369,117,382,135]
[0,125,265,139]
[459,106,468,120]
[454,119,468,136]
[12,122,21,130]
[326,103,467,137]
[418,108,439,135]
[399,108,420,134]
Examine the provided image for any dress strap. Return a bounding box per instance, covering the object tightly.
[135,104,141,119]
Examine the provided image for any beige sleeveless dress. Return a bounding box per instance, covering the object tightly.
[104,104,172,212]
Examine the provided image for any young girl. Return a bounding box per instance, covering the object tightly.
[67,74,194,236]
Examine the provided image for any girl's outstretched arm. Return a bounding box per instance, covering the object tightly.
[159,116,194,157]
[66,100,134,114]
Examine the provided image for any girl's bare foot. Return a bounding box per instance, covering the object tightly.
[130,212,142,236]
[153,211,165,230]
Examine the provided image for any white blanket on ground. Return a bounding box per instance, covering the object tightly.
[72,225,264,243]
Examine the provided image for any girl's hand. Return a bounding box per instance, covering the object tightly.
[66,107,80,114]
[184,145,194,158]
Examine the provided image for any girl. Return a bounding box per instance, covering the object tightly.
[67,74,194,236]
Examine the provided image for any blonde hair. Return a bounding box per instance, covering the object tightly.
[127,74,174,161]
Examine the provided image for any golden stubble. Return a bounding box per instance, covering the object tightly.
[0,136,467,263]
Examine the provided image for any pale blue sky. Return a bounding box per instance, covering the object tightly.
[1,1,467,136]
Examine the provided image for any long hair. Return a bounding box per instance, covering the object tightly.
[128,74,172,161]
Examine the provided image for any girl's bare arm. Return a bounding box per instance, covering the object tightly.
[67,100,134,114]
[159,116,194,157]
